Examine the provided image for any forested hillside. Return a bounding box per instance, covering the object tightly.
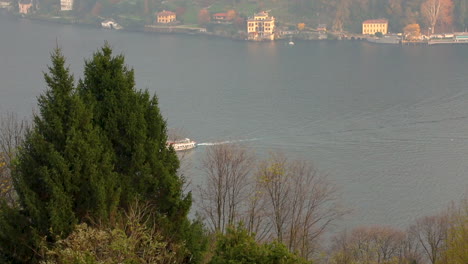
[49,0,468,33]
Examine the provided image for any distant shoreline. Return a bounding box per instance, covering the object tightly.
[7,11,468,46]
[1,11,342,42]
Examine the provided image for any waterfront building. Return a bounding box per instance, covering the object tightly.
[454,33,468,42]
[247,11,275,41]
[18,0,32,14]
[156,10,176,24]
[60,0,73,11]
[212,13,227,21]
[362,19,388,35]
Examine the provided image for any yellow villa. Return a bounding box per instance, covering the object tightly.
[156,10,176,24]
[362,19,388,35]
[18,0,32,14]
[247,11,275,41]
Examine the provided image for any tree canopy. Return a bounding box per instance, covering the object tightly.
[0,44,191,263]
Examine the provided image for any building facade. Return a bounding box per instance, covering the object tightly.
[362,19,388,35]
[247,11,275,40]
[157,10,176,24]
[60,0,73,11]
[18,0,32,14]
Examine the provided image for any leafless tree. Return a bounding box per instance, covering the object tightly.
[243,177,272,242]
[329,229,354,264]
[332,0,351,32]
[0,112,29,205]
[256,152,346,258]
[256,152,291,243]
[370,226,406,263]
[329,226,406,264]
[0,112,29,165]
[198,148,345,258]
[421,0,454,34]
[198,143,255,233]
[401,229,424,264]
[409,212,449,264]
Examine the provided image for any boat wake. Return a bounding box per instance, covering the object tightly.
[197,138,260,146]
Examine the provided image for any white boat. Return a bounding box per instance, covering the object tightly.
[167,138,197,151]
[288,41,295,46]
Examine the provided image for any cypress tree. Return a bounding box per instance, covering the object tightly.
[78,43,191,230]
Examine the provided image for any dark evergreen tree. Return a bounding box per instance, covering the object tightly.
[0,48,119,263]
[0,44,198,263]
[77,44,191,230]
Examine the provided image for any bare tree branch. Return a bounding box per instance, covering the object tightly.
[197,143,255,233]
[0,111,29,205]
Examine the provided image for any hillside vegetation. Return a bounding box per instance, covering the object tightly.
[29,0,468,33]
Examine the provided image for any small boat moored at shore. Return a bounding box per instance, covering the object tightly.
[167,138,197,151]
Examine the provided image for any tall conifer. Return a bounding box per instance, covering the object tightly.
[0,45,196,263]
[0,48,119,263]
[78,44,191,229]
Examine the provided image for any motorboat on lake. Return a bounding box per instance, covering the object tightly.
[167,138,197,151]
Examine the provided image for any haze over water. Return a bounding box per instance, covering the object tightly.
[1,14,467,230]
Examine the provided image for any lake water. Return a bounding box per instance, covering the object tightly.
[1,14,467,231]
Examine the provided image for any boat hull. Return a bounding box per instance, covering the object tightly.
[167,138,197,151]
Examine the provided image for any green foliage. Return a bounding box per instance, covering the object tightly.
[0,44,193,263]
[39,200,206,264]
[182,216,210,263]
[439,198,468,264]
[77,44,191,227]
[40,221,178,264]
[0,202,40,263]
[209,225,311,264]
[0,47,121,263]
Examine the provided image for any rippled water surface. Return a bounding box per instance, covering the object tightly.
[1,14,467,229]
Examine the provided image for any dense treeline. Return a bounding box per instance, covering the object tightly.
[279,0,467,33]
[0,45,466,263]
[28,0,468,33]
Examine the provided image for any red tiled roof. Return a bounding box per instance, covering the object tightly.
[157,10,175,17]
[363,19,388,24]
[213,13,227,17]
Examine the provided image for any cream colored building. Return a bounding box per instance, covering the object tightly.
[60,0,73,11]
[157,10,176,24]
[362,19,388,35]
[247,11,275,40]
[18,0,32,14]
